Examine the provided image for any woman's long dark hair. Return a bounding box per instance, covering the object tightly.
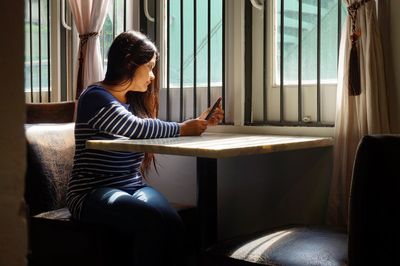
[103,31,159,178]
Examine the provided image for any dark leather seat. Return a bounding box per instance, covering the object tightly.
[203,135,400,266]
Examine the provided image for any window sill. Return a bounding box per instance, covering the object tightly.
[206,124,334,137]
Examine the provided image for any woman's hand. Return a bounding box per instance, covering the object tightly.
[199,105,224,126]
[179,119,208,136]
[179,102,224,136]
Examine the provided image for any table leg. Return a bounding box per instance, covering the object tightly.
[196,157,218,250]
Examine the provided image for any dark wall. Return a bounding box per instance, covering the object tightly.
[0,0,27,265]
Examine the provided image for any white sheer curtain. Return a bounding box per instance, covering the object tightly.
[327,0,390,226]
[68,0,110,99]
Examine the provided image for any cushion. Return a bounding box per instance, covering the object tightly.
[25,123,75,215]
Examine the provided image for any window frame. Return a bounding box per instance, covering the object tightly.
[25,0,139,103]
[157,0,228,123]
[26,0,336,136]
[24,0,58,102]
[246,0,339,134]
[156,1,335,136]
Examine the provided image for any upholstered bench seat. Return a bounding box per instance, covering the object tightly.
[30,204,197,266]
[25,122,198,266]
[204,226,347,266]
[29,208,108,266]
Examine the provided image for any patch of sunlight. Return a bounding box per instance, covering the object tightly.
[230,230,293,263]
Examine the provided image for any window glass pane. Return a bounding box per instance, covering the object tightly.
[275,0,343,85]
[114,0,125,35]
[284,0,299,84]
[25,0,32,92]
[169,0,182,86]
[195,0,207,87]
[24,0,50,100]
[183,0,193,86]
[24,0,125,102]
[276,0,281,84]
[40,0,50,93]
[210,0,223,86]
[301,0,317,83]
[168,0,223,87]
[101,1,125,72]
[101,9,114,70]
[320,0,340,83]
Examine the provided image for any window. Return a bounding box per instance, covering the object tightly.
[24,0,344,130]
[24,0,127,103]
[156,0,343,129]
[248,0,347,126]
[275,0,342,85]
[158,0,226,123]
[25,0,51,103]
[101,0,127,71]
[168,0,223,87]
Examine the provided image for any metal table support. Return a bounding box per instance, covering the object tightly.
[197,157,218,250]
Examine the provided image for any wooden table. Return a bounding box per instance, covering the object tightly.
[87,132,333,249]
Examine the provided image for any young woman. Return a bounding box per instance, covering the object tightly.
[66,30,223,265]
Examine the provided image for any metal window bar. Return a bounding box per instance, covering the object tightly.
[249,0,340,127]
[337,0,341,60]
[123,0,126,31]
[69,6,74,101]
[180,0,184,122]
[263,0,267,124]
[244,0,252,125]
[29,0,33,102]
[280,0,284,123]
[222,0,225,124]
[112,0,116,38]
[166,0,170,120]
[207,0,211,107]
[47,0,51,102]
[193,0,197,118]
[298,0,302,124]
[317,0,321,123]
[38,0,42,102]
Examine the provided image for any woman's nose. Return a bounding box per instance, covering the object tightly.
[150,71,155,80]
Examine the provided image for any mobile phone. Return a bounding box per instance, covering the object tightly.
[205,97,222,120]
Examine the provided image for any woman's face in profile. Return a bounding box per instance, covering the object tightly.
[129,53,156,92]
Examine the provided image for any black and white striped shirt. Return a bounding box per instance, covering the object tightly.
[66,86,180,219]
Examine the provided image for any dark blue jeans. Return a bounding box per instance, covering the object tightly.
[80,186,186,266]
